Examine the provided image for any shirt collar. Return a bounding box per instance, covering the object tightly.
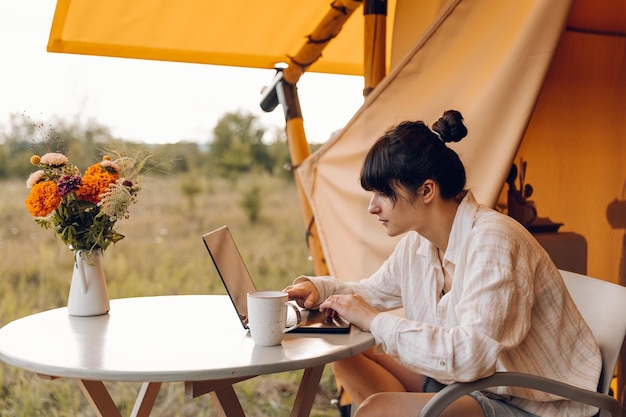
[444,190,479,266]
[414,190,480,269]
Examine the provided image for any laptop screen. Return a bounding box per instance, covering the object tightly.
[203,225,351,334]
[202,226,256,329]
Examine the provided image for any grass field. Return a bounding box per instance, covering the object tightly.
[0,174,341,416]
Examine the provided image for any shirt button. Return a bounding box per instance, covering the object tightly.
[439,360,446,367]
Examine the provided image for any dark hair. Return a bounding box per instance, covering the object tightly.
[360,109,468,202]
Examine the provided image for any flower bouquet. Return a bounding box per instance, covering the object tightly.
[25,150,148,315]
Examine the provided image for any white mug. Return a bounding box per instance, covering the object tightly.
[247,290,301,346]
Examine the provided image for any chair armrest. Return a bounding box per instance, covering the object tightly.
[419,372,620,417]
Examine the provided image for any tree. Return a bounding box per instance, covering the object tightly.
[209,111,274,178]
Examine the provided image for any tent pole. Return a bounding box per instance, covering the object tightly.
[282,86,328,275]
[281,0,363,85]
[363,0,387,96]
[286,120,328,276]
[260,0,363,276]
[261,70,328,275]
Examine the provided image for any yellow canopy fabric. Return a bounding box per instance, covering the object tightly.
[47,0,621,76]
[47,0,396,76]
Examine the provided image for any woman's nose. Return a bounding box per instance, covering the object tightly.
[368,195,380,214]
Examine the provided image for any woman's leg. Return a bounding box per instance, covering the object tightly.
[331,346,426,404]
[333,348,486,417]
[354,392,485,417]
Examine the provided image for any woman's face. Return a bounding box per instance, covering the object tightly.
[367,186,424,237]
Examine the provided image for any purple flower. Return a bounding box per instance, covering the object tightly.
[56,175,83,197]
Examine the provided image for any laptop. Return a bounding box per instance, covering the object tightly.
[202,225,350,334]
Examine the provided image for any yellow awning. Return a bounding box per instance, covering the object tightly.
[47,0,397,76]
[46,0,623,76]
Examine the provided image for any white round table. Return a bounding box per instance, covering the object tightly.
[0,295,375,417]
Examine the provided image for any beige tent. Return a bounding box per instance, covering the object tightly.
[297,0,626,284]
[299,0,576,281]
[48,0,626,400]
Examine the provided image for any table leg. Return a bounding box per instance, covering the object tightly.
[186,377,254,417]
[290,365,325,417]
[185,367,325,417]
[131,382,162,417]
[77,379,123,417]
[77,379,162,417]
[211,387,247,417]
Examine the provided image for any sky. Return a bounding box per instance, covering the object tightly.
[0,0,365,144]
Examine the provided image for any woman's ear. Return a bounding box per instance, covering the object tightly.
[422,179,436,203]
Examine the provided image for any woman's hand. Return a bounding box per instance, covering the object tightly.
[283,278,320,309]
[319,294,379,332]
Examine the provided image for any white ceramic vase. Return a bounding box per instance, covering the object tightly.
[67,250,110,316]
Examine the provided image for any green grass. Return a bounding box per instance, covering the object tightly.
[0,175,340,416]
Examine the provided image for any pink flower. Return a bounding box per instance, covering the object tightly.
[26,170,45,188]
[100,160,120,174]
[40,152,69,166]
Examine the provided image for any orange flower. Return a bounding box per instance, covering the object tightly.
[25,181,61,217]
[76,163,119,204]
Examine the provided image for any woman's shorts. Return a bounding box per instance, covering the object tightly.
[423,377,539,417]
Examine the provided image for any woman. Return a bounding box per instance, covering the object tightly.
[284,110,601,417]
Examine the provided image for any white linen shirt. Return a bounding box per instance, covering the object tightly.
[301,191,601,417]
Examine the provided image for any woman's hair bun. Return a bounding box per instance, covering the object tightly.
[431,110,468,143]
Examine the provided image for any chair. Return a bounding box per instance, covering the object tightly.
[419,270,626,417]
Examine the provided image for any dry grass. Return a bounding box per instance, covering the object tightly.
[0,175,340,417]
